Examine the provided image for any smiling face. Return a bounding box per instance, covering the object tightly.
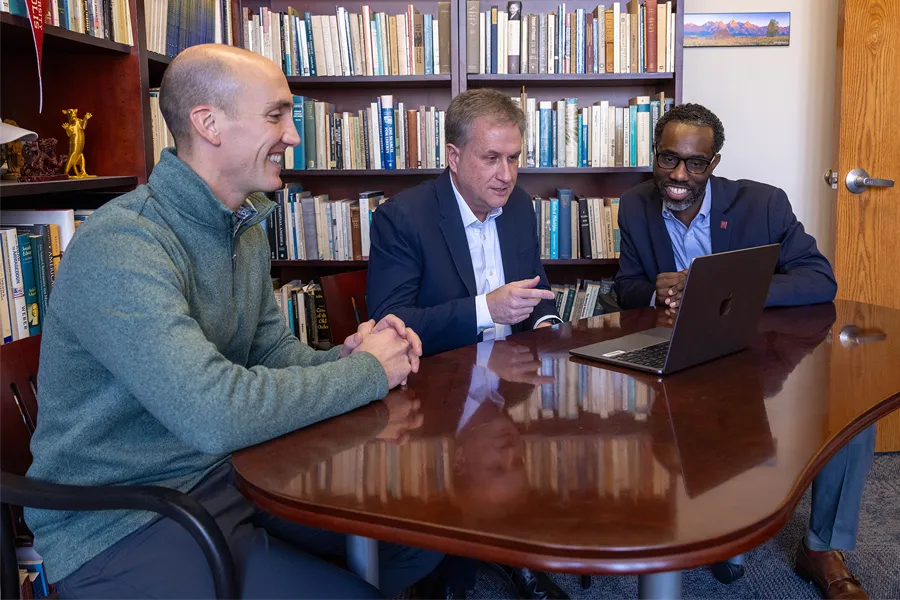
[653,121,721,213]
[448,116,522,221]
[215,62,300,197]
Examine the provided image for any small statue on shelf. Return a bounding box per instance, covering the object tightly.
[19,138,69,182]
[62,108,96,179]
[1,119,36,181]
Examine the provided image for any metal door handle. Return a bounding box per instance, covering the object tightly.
[846,168,895,194]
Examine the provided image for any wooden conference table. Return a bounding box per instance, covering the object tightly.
[234,300,900,598]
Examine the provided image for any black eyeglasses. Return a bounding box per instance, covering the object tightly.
[655,152,713,175]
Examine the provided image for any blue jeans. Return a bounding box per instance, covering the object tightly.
[57,462,442,598]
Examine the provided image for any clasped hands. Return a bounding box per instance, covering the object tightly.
[340,315,422,389]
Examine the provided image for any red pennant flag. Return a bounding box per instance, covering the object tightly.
[25,0,46,113]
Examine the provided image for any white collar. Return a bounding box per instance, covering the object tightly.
[450,172,503,227]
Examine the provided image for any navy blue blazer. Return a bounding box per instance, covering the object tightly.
[614,176,837,310]
[367,169,558,356]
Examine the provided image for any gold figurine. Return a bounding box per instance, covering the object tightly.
[62,108,95,179]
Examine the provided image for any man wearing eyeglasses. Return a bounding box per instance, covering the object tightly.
[614,103,874,600]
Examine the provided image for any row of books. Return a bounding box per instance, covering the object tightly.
[144,0,234,56]
[0,210,80,345]
[272,280,333,348]
[282,95,447,171]
[509,352,653,423]
[550,277,616,323]
[517,90,673,169]
[242,4,452,78]
[265,188,388,261]
[466,0,676,75]
[532,191,621,260]
[1,0,133,44]
[148,89,174,166]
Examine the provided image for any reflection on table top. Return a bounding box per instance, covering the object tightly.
[234,301,900,574]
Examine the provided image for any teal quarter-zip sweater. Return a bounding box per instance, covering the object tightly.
[26,148,389,583]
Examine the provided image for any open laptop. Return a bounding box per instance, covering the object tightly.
[569,244,781,375]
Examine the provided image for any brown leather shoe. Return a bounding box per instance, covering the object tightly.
[795,540,869,599]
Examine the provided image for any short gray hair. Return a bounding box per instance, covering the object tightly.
[159,45,248,150]
[445,89,525,147]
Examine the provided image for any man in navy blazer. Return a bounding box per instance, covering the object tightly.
[368,89,560,358]
[615,103,874,600]
[367,89,567,600]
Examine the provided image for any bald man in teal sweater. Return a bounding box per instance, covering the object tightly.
[26,44,440,599]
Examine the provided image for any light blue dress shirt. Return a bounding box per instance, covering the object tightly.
[651,179,713,306]
[662,178,713,271]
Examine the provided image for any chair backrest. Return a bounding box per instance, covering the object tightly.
[320,269,369,344]
[1,335,42,477]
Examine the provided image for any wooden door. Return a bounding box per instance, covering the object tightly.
[832,0,900,451]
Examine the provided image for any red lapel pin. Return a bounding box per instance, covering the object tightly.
[720,221,728,230]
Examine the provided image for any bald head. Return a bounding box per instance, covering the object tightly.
[159,45,278,151]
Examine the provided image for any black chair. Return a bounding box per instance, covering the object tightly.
[0,335,239,599]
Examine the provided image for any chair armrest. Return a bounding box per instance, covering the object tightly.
[1,473,237,599]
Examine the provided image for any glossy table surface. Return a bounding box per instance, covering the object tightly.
[233,301,900,574]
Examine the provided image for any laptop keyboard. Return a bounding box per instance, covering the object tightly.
[615,341,670,370]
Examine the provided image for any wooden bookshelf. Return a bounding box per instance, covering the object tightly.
[0,177,138,197]
[467,72,675,87]
[147,51,173,65]
[286,75,451,89]
[1,0,683,290]
[272,258,616,267]
[281,169,444,177]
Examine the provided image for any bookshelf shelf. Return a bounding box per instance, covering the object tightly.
[147,51,173,65]
[0,177,139,197]
[281,169,444,177]
[285,75,451,89]
[544,259,618,266]
[270,259,617,268]
[467,72,675,88]
[272,260,369,268]
[518,167,653,174]
[0,12,132,53]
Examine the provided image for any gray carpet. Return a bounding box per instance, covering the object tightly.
[468,453,900,599]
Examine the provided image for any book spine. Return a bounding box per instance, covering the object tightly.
[577,197,592,258]
[558,192,572,259]
[381,95,396,170]
[539,102,551,168]
[549,198,559,260]
[17,234,40,336]
[304,13,316,75]
[0,249,11,343]
[2,231,28,340]
[466,0,479,73]
[423,14,433,74]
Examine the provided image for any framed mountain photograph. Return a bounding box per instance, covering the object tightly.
[684,12,791,47]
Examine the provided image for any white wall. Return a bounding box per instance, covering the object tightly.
[682,0,839,259]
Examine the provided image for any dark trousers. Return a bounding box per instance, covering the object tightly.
[57,462,443,599]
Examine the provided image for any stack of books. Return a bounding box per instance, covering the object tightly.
[467,0,676,75]
[516,89,673,169]
[1,0,133,44]
[265,188,387,261]
[242,3,453,77]
[530,189,621,260]
[143,0,234,55]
